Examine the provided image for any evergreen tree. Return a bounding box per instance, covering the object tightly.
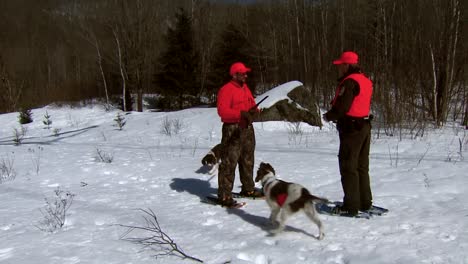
[18,109,33,125]
[43,111,52,129]
[206,24,253,101]
[156,8,200,110]
[114,113,126,130]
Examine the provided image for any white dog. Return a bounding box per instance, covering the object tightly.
[255,162,327,240]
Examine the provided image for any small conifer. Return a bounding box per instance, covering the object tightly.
[43,111,52,129]
[18,109,33,125]
[114,113,126,130]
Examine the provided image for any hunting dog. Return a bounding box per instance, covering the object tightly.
[201,144,222,175]
[255,162,327,240]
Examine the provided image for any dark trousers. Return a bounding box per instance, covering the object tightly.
[218,123,256,200]
[338,121,373,213]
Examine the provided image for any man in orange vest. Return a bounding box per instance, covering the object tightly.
[216,62,263,207]
[323,51,373,216]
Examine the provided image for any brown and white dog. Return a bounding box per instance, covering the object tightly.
[255,162,328,240]
[201,144,223,175]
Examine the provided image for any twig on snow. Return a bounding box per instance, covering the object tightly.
[119,208,203,263]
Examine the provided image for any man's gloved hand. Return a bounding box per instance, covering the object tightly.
[322,112,337,123]
[248,105,258,112]
[240,110,256,128]
[248,108,260,121]
[322,113,329,122]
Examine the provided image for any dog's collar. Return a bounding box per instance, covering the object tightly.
[261,172,276,191]
[207,150,216,159]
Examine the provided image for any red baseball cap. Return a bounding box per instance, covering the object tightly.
[229,62,251,76]
[333,51,359,65]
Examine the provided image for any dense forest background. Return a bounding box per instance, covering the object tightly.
[0,0,466,128]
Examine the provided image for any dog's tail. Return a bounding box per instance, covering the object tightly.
[307,194,330,204]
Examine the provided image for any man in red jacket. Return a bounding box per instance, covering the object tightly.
[323,51,374,216]
[216,62,262,207]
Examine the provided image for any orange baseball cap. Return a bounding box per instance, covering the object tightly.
[229,62,251,76]
[333,51,359,65]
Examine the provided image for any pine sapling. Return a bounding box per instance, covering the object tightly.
[114,113,126,130]
[43,111,52,129]
[12,126,27,146]
[53,128,61,137]
[18,108,33,124]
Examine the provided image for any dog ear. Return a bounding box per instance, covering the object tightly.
[201,154,216,165]
[255,164,266,182]
[266,163,275,175]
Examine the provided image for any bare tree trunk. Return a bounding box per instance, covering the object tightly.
[294,0,301,49]
[136,69,143,112]
[444,0,461,123]
[266,2,279,85]
[0,57,23,112]
[113,27,127,112]
[75,53,81,88]
[339,0,345,52]
[94,35,109,108]
[47,48,52,92]
[432,0,461,126]
[464,90,468,127]
[319,4,330,107]
[2,78,23,112]
[429,44,438,124]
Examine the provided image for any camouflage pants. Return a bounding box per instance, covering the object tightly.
[338,121,373,213]
[218,123,256,201]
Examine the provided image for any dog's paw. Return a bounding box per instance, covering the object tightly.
[264,220,278,227]
[208,163,219,175]
[270,226,284,235]
[317,232,325,240]
[262,222,272,229]
[269,229,281,235]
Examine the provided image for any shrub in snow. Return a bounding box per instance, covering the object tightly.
[0,154,16,183]
[53,128,61,137]
[95,148,113,163]
[28,146,43,176]
[36,188,75,233]
[160,117,184,136]
[12,126,27,146]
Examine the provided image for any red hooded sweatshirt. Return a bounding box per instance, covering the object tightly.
[217,80,256,123]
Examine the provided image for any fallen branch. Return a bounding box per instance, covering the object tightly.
[119,208,203,263]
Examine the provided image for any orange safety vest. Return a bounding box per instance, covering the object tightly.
[332,73,373,118]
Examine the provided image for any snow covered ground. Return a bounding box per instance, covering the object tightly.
[0,93,467,263]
